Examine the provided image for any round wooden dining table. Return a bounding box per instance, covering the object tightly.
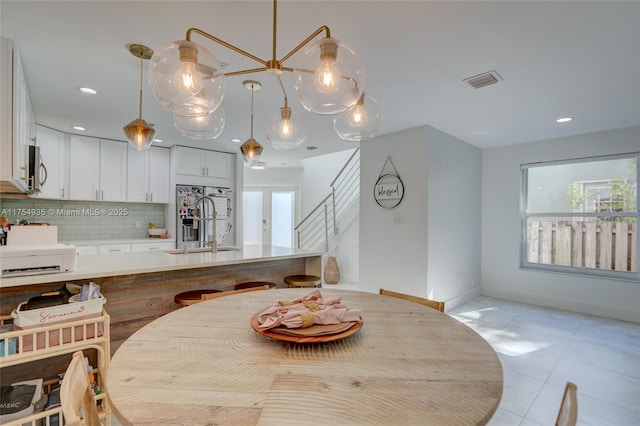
[107,288,503,425]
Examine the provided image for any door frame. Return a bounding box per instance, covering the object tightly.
[244,185,301,247]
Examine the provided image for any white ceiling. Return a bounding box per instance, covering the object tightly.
[1,1,638,168]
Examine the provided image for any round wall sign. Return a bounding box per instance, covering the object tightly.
[374,173,404,208]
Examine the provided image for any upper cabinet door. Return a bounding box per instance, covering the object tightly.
[175,146,204,176]
[69,136,127,201]
[127,146,170,203]
[148,147,170,203]
[126,148,148,203]
[0,39,34,190]
[175,146,232,179]
[68,135,100,200]
[203,151,231,179]
[99,139,127,201]
[35,125,68,199]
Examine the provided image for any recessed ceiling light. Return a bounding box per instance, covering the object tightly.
[79,87,97,95]
[556,117,572,123]
[153,138,163,143]
[231,138,242,143]
[72,125,86,131]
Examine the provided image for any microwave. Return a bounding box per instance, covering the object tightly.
[27,145,46,193]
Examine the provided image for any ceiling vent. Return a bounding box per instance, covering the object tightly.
[463,70,503,89]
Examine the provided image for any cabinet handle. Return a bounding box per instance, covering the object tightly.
[150,193,153,202]
[60,188,64,198]
[101,190,104,200]
[96,190,99,200]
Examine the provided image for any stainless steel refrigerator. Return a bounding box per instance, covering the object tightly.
[176,185,233,249]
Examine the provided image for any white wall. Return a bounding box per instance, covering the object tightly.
[359,125,483,310]
[482,126,640,323]
[244,166,303,188]
[425,126,483,307]
[300,148,357,215]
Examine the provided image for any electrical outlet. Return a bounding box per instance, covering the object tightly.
[135,221,141,229]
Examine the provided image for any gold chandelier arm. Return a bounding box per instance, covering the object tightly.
[279,25,331,65]
[186,27,268,67]
[224,67,268,77]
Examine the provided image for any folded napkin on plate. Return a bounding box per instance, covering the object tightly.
[257,289,362,330]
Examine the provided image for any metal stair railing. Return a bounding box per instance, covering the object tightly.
[295,148,360,250]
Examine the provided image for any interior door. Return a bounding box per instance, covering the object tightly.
[243,187,297,248]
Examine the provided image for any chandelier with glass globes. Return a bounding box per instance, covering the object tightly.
[147,0,382,164]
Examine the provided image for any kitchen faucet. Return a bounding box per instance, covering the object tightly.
[194,195,218,253]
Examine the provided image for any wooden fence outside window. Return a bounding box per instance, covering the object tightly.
[527,220,638,272]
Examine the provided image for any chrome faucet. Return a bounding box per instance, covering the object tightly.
[194,195,218,253]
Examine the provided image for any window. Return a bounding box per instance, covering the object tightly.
[521,153,639,280]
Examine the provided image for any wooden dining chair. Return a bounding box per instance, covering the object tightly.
[379,288,445,312]
[201,284,271,300]
[60,351,102,426]
[555,382,578,426]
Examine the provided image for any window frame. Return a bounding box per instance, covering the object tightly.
[520,152,639,282]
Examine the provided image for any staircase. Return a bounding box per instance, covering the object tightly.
[295,148,360,251]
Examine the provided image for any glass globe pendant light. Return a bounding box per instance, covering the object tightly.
[239,81,264,163]
[333,92,383,142]
[123,44,156,151]
[266,76,307,150]
[173,106,225,140]
[148,40,225,117]
[293,37,364,115]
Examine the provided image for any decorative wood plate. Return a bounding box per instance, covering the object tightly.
[250,312,364,344]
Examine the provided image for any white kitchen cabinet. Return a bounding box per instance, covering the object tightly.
[68,135,99,200]
[127,146,170,203]
[98,243,130,254]
[0,37,35,193]
[175,146,232,179]
[69,136,127,201]
[130,241,174,252]
[75,244,99,255]
[34,125,68,199]
[99,139,128,201]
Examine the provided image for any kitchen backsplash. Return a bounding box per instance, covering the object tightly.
[0,198,166,241]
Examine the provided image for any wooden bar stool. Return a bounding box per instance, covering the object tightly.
[284,275,322,288]
[234,281,277,290]
[174,289,222,307]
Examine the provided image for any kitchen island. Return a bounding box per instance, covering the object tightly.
[0,244,322,352]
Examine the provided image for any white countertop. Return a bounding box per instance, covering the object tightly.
[0,244,322,288]
[63,238,175,245]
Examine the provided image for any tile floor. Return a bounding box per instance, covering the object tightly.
[110,295,640,426]
[448,297,640,426]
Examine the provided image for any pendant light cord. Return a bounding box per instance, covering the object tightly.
[138,54,144,120]
[250,82,255,138]
[277,75,288,108]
